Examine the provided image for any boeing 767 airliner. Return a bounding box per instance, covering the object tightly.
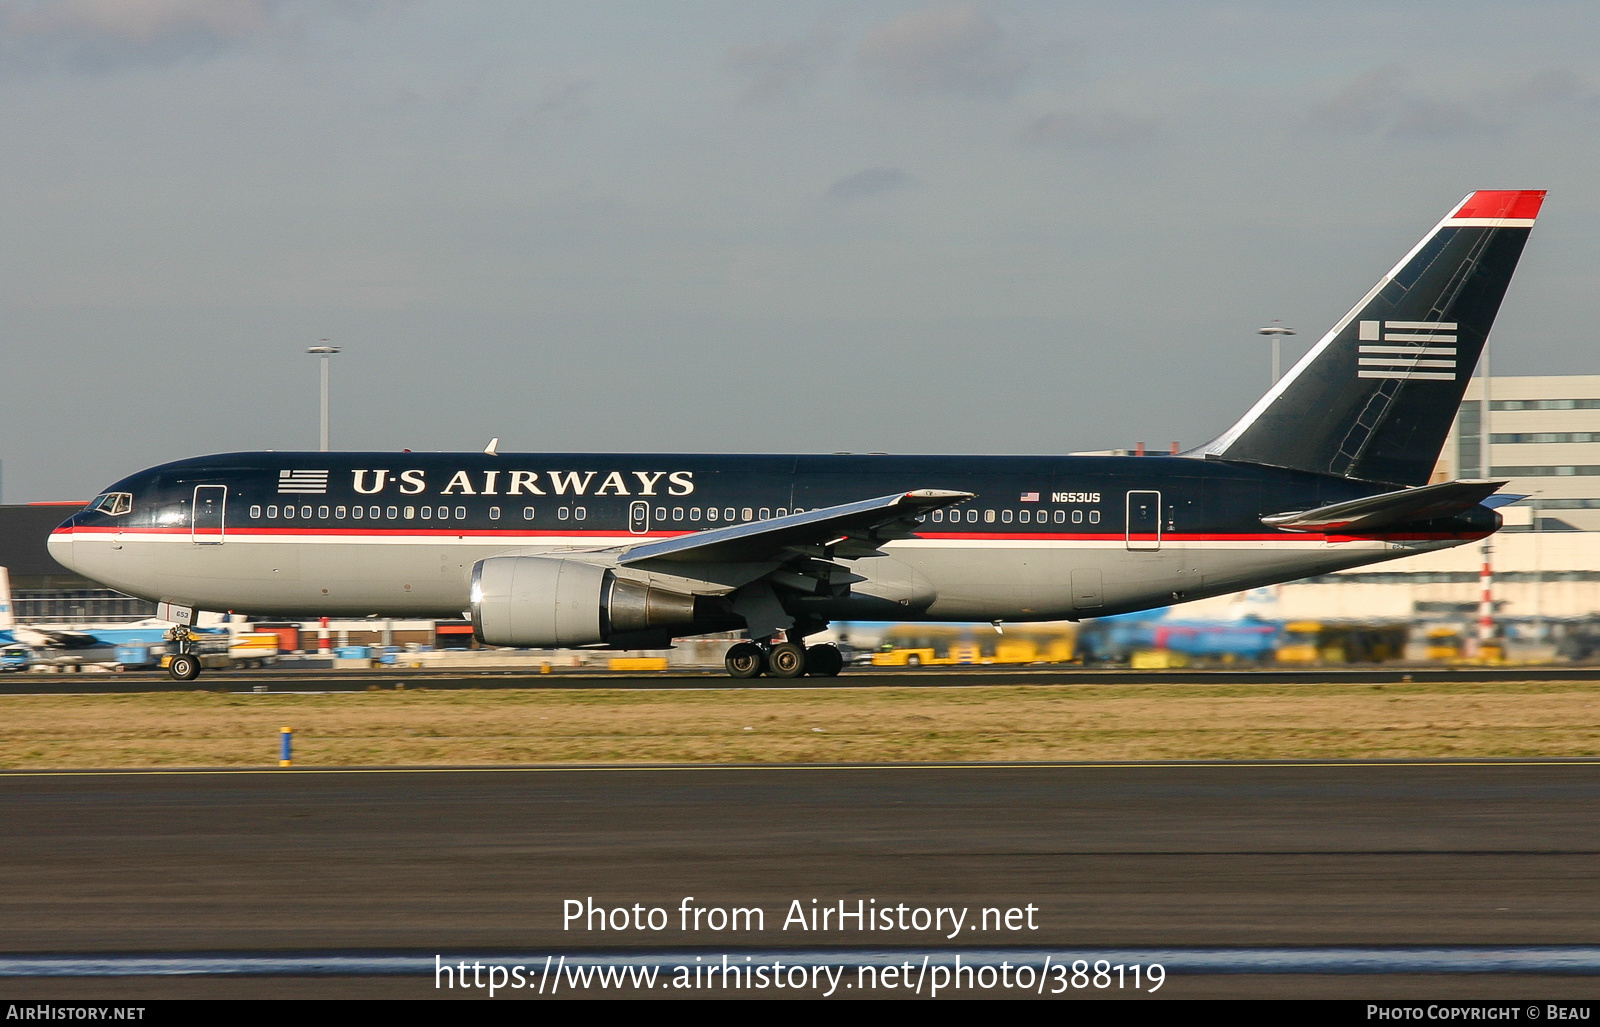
[50,190,1544,680]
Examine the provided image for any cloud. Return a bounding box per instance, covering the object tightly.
[1387,98,1486,139]
[856,3,1028,99]
[824,167,916,203]
[1020,109,1159,148]
[528,79,591,123]
[0,0,373,74]
[3,0,273,43]
[1309,66,1592,139]
[1306,64,1405,134]
[725,23,838,104]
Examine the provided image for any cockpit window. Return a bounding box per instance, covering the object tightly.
[88,492,133,516]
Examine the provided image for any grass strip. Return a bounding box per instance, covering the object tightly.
[1,680,1598,769]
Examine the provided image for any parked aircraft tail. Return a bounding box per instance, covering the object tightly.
[1198,190,1545,485]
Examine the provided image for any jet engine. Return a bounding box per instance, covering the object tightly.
[470,555,700,648]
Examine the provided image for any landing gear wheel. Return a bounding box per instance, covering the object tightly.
[766,642,807,679]
[725,642,767,679]
[168,654,201,682]
[805,644,844,677]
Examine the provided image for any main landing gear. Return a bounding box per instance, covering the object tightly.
[724,641,845,679]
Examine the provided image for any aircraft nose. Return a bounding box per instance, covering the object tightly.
[47,519,76,572]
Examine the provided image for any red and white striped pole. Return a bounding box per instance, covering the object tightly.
[1476,540,1494,660]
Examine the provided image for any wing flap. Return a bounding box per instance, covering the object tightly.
[619,489,972,567]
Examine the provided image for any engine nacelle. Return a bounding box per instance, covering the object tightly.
[470,556,699,648]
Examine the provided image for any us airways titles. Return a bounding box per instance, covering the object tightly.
[343,468,696,497]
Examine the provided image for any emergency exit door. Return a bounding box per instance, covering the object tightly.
[192,485,227,544]
[1125,490,1161,551]
[629,500,650,535]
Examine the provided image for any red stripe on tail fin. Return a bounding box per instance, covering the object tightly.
[1456,190,1546,221]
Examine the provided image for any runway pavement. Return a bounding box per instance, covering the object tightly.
[3,760,1600,998]
[7,664,1600,693]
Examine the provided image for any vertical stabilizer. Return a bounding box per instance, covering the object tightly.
[1199,191,1545,485]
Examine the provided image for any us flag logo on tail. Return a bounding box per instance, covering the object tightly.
[278,469,330,494]
[1356,320,1458,381]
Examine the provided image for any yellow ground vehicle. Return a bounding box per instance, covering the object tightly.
[1275,621,1407,664]
[871,623,1076,667]
[1425,625,1465,661]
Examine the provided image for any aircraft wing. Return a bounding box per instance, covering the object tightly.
[1261,479,1509,534]
[618,489,973,568]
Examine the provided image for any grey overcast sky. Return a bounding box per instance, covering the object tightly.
[2,0,1597,501]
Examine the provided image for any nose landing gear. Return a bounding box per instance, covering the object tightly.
[165,626,203,682]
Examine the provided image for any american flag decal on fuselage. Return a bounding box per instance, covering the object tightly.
[1356,320,1457,381]
[278,469,330,494]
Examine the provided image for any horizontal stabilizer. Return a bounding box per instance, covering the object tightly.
[619,489,972,567]
[1262,479,1508,533]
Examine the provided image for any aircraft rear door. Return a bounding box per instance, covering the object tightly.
[1125,490,1161,551]
[192,485,227,544]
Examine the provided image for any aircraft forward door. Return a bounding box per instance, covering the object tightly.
[628,500,650,535]
[1125,490,1161,551]
[192,485,227,544]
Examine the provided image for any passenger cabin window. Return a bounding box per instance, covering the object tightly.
[403,506,415,519]
[386,506,398,520]
[523,506,536,520]
[1072,510,1083,524]
[420,506,432,519]
[250,505,262,519]
[335,506,347,519]
[267,505,279,518]
[455,506,466,520]
[558,507,570,521]
[777,508,787,517]
[352,506,363,519]
[742,508,753,521]
[318,506,329,519]
[1018,509,1030,523]
[574,506,586,521]
[691,508,702,521]
[655,507,667,521]
[984,510,996,523]
[931,509,943,522]
[673,508,684,521]
[706,508,718,522]
[489,507,501,520]
[1055,510,1066,524]
[759,508,770,520]
[301,506,312,518]
[725,508,736,522]
[1089,510,1101,524]
[1001,509,1014,524]
[370,506,380,519]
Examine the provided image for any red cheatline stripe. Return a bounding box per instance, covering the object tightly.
[1456,190,1545,220]
[58,527,1490,543]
